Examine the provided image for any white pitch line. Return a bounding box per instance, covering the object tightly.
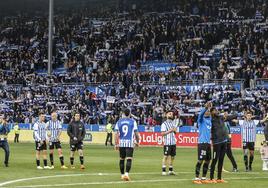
[14,176,268,188]
[0,171,266,187]
[0,172,193,187]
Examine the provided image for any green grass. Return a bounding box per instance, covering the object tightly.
[0,143,267,187]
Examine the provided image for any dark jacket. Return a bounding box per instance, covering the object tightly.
[67,121,86,143]
[211,115,228,145]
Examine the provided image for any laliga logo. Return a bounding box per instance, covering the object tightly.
[139,133,163,145]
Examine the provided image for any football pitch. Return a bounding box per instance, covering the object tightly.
[0,143,267,188]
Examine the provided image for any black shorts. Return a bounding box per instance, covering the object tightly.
[163,145,176,157]
[197,143,211,161]
[243,142,255,150]
[119,147,134,159]
[35,141,47,151]
[70,141,83,151]
[49,141,62,150]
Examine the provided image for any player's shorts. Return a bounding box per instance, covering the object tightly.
[163,145,176,157]
[119,147,134,158]
[49,141,62,150]
[243,142,255,150]
[70,141,83,151]
[35,141,47,151]
[197,143,211,161]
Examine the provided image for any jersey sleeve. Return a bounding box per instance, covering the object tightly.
[33,123,41,141]
[238,120,244,126]
[45,122,50,130]
[198,108,207,124]
[133,121,138,132]
[114,122,119,131]
[173,118,181,127]
[254,120,260,126]
[58,121,62,130]
[161,123,166,132]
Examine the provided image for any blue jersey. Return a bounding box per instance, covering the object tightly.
[114,118,138,148]
[197,108,212,144]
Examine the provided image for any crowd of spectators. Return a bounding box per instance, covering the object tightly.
[1,0,268,126]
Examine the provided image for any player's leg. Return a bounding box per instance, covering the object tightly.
[36,150,42,169]
[3,141,9,167]
[243,142,249,171]
[195,144,203,181]
[265,160,268,170]
[57,142,67,169]
[119,147,126,179]
[105,133,109,146]
[124,148,134,180]
[109,133,113,146]
[49,142,54,167]
[70,143,76,169]
[210,144,220,181]
[35,142,42,169]
[226,142,238,171]
[78,142,85,169]
[262,160,266,171]
[162,145,169,175]
[249,150,254,171]
[168,145,176,175]
[42,143,49,169]
[203,144,211,180]
[217,143,227,182]
[194,159,203,184]
[78,149,85,169]
[70,150,75,168]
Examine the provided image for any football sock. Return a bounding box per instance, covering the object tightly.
[36,160,40,166]
[70,157,74,165]
[249,155,254,167]
[195,162,202,177]
[80,156,84,165]
[126,159,132,173]
[49,154,54,166]
[120,159,125,175]
[162,165,166,172]
[244,155,248,168]
[60,156,64,166]
[202,162,209,177]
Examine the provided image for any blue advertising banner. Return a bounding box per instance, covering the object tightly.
[15,123,264,134]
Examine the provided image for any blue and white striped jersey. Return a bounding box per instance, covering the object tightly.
[46,120,62,142]
[114,118,138,148]
[33,121,47,141]
[239,120,259,142]
[161,119,177,146]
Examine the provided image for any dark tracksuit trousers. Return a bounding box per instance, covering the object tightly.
[226,142,237,169]
[210,142,226,180]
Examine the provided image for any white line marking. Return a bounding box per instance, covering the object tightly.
[0,171,266,187]
[0,172,192,187]
[14,177,268,188]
